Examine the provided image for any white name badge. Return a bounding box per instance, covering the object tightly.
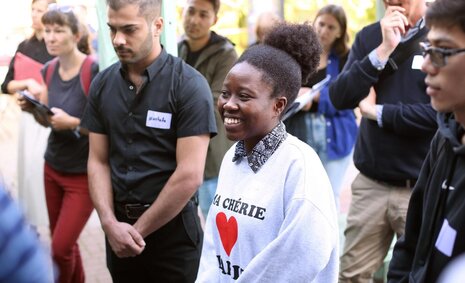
[412,55,424,70]
[435,219,456,257]
[146,110,172,129]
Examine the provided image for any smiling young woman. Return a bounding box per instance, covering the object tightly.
[197,22,339,282]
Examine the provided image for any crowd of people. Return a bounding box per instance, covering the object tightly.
[0,0,464,282]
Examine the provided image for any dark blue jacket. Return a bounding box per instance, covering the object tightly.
[329,21,437,182]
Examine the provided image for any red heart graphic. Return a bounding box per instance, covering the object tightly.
[216,212,238,256]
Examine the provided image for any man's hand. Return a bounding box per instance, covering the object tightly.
[377,6,409,61]
[103,220,146,258]
[358,88,377,121]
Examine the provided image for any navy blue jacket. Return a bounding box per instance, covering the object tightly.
[329,22,437,182]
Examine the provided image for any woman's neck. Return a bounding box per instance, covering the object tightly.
[34,29,44,41]
[57,49,86,81]
[318,49,330,70]
[60,49,85,69]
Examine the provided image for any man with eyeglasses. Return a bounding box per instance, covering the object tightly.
[388,0,465,282]
[329,0,438,282]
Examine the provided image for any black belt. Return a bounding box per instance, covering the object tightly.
[115,203,150,220]
[379,178,417,188]
[115,195,199,220]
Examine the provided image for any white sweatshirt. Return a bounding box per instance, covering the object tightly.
[196,135,339,282]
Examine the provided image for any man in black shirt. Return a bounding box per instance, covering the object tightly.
[81,0,217,282]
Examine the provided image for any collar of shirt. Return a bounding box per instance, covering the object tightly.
[401,17,425,43]
[119,47,169,90]
[232,122,288,173]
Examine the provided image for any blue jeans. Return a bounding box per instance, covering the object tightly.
[324,151,353,210]
[198,177,218,218]
[304,113,327,163]
[304,113,352,210]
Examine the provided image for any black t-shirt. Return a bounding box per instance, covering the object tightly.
[184,32,222,67]
[82,48,217,203]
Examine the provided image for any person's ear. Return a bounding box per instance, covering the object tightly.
[152,17,164,37]
[274,96,287,118]
[213,14,218,26]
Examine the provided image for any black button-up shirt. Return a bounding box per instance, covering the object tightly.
[82,48,217,203]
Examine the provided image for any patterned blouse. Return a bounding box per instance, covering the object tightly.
[232,122,288,173]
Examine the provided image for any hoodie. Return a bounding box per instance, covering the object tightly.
[388,113,465,283]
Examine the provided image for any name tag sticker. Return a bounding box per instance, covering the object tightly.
[146,110,171,129]
[412,55,424,70]
[435,219,456,257]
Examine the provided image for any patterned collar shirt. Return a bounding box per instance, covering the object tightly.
[401,17,425,43]
[232,122,288,173]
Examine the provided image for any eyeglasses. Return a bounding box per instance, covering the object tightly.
[47,3,74,13]
[420,41,465,68]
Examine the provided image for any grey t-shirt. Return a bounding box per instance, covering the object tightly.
[42,59,99,173]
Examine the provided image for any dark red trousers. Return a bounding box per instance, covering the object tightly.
[44,163,94,283]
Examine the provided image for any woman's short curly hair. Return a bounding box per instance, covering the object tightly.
[235,22,321,112]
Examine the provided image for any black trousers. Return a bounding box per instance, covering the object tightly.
[107,201,203,283]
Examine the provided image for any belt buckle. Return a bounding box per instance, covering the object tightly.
[124,203,147,220]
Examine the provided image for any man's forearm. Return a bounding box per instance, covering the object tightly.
[133,168,202,238]
[88,160,116,227]
[133,135,209,238]
[330,59,376,110]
